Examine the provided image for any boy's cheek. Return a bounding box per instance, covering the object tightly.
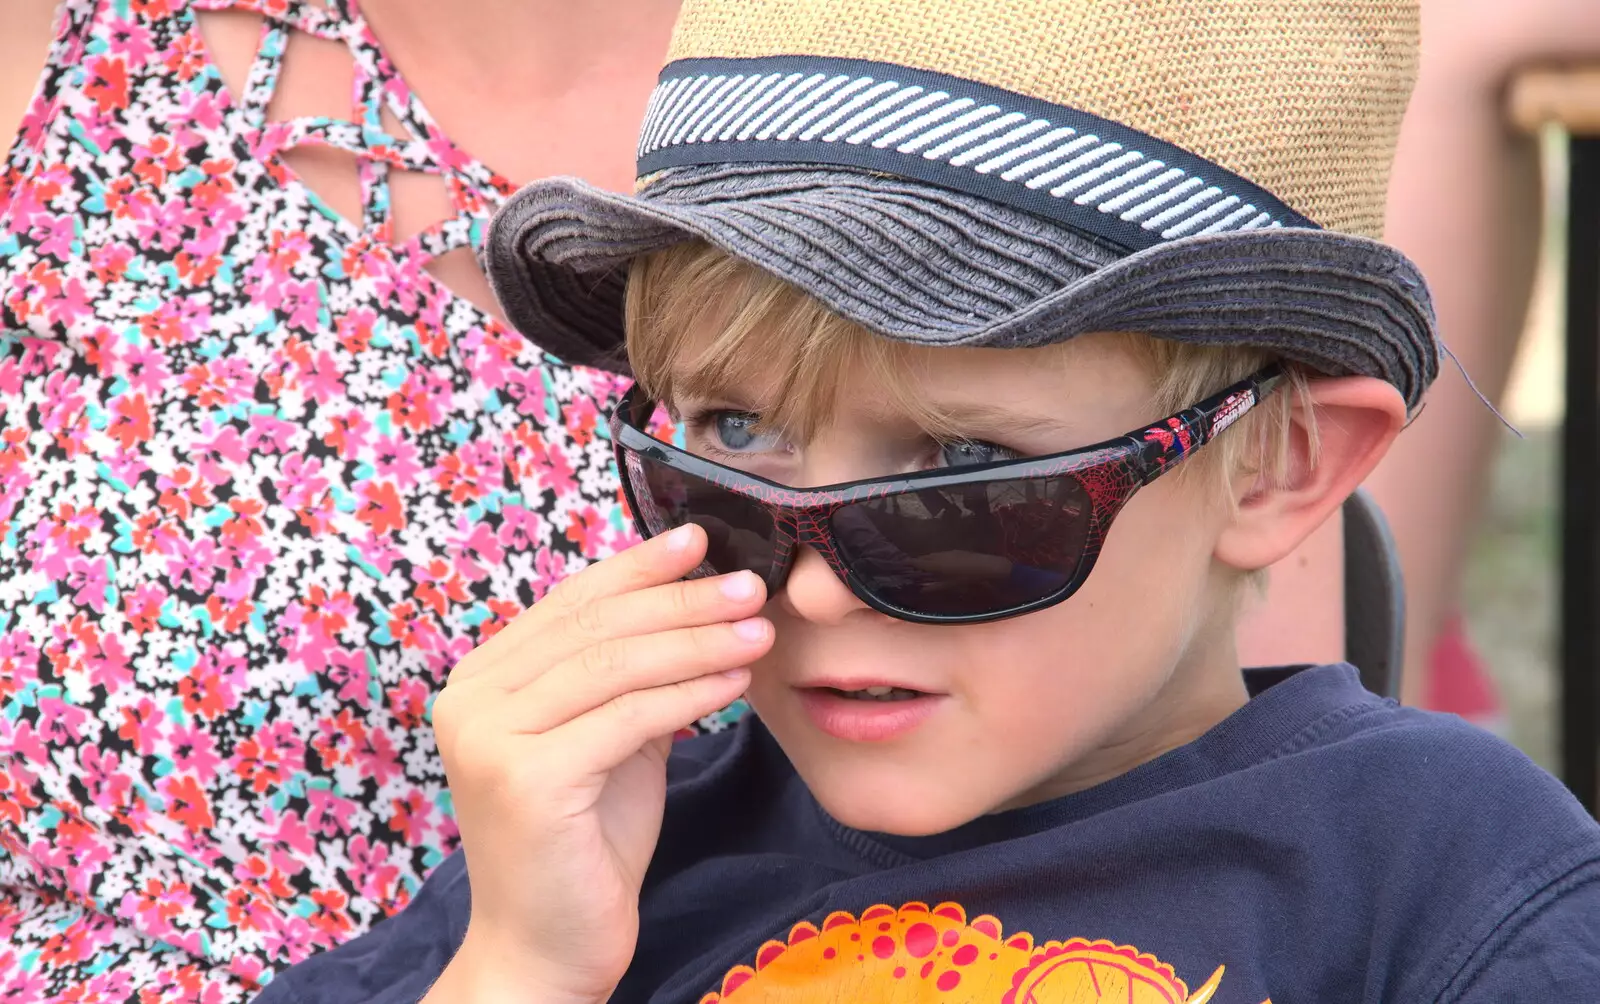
[1081,482,1234,637]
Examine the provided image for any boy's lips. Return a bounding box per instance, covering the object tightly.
[793,679,945,743]
[798,676,945,695]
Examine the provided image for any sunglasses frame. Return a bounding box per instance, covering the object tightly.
[608,364,1285,625]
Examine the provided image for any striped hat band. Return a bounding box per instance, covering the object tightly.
[637,55,1317,255]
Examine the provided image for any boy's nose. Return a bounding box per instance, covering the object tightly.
[776,543,871,626]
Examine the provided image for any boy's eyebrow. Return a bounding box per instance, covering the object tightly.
[667,385,760,414]
[667,367,763,411]
[930,401,1082,440]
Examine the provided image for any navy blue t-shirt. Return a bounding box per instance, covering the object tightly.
[254,665,1600,1003]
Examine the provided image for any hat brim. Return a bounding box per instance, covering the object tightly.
[485,167,1437,410]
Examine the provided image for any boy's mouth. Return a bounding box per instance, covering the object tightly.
[795,681,944,742]
[825,685,924,702]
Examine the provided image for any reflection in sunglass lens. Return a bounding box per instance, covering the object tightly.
[629,452,779,582]
[830,476,1092,617]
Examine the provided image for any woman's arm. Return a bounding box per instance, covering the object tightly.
[0,1,58,163]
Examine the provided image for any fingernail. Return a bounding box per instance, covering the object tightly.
[720,667,750,680]
[720,572,758,601]
[665,525,695,552]
[731,617,769,643]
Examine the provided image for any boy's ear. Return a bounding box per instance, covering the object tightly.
[1213,376,1408,572]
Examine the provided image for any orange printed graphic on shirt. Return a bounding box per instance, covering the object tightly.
[698,901,1227,1003]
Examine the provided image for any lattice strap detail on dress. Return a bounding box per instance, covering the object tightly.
[404,214,482,264]
[192,0,350,41]
[190,0,495,264]
[254,118,439,173]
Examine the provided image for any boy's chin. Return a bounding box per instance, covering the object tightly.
[755,704,1044,837]
[803,769,998,838]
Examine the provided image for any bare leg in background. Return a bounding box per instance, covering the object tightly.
[1239,0,1600,705]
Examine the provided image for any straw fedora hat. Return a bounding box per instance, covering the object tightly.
[485,0,1439,409]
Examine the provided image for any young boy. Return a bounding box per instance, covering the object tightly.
[254,1,1600,1001]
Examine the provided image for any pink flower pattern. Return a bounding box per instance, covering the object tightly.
[0,0,749,999]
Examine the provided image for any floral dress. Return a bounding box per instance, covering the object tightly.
[0,1,741,999]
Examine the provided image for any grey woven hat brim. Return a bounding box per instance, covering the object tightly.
[485,165,1438,410]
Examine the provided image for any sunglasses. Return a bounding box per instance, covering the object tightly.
[609,364,1284,625]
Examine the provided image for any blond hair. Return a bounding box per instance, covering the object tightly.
[626,240,1315,506]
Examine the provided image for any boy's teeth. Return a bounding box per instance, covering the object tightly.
[835,685,920,701]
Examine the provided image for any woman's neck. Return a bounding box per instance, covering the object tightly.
[358,0,681,189]
[362,0,680,98]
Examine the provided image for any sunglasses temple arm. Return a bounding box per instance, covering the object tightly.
[1133,363,1287,485]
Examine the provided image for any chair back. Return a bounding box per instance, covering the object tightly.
[1343,488,1405,699]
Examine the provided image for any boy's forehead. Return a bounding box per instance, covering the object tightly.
[667,333,1156,440]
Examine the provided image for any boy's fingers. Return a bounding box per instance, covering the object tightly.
[450,524,707,684]
[540,524,706,617]
[555,668,753,777]
[502,617,772,734]
[469,572,768,693]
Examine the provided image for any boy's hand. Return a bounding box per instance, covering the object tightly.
[425,524,770,1004]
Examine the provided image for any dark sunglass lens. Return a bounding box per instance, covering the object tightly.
[629,452,779,581]
[830,477,1092,617]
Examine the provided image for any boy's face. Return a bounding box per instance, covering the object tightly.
[672,333,1252,836]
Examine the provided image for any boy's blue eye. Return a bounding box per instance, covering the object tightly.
[939,440,1019,468]
[712,412,779,453]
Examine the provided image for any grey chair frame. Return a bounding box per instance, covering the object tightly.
[1342,488,1405,700]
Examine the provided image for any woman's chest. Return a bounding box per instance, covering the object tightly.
[0,22,636,661]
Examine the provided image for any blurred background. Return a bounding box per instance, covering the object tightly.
[1467,125,1566,772]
